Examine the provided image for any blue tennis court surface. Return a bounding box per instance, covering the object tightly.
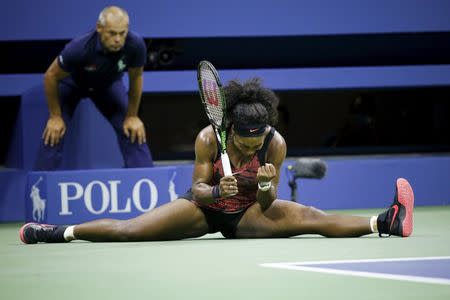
[261,257,450,285]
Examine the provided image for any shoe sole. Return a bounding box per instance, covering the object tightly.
[396,178,414,237]
[19,222,37,244]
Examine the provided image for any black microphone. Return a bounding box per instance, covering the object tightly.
[288,158,327,179]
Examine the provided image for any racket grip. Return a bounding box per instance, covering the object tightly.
[221,153,233,176]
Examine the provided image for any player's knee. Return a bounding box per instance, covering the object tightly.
[301,206,326,222]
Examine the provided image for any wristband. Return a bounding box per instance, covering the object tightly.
[212,185,221,199]
[258,181,272,192]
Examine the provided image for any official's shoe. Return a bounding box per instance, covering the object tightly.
[19,223,67,244]
[377,178,414,237]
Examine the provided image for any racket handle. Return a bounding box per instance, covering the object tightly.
[221,152,233,176]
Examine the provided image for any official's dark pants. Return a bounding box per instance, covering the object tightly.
[34,78,153,170]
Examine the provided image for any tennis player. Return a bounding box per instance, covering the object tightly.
[20,78,414,243]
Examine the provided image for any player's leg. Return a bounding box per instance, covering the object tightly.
[34,78,81,170]
[20,199,210,243]
[237,200,372,238]
[91,80,153,168]
[236,178,414,238]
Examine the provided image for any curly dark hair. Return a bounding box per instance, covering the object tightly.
[223,78,279,128]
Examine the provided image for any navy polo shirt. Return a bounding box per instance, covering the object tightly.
[57,30,146,90]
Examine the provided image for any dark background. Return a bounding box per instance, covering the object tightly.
[1,33,450,162]
[139,87,450,160]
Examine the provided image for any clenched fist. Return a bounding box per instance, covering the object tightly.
[257,163,276,183]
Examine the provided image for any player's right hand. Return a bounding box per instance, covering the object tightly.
[219,175,238,197]
[43,115,66,147]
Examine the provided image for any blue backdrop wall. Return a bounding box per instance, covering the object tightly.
[3,0,450,40]
[1,0,450,222]
[8,156,449,224]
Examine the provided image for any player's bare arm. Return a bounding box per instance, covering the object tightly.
[256,131,287,210]
[192,126,237,204]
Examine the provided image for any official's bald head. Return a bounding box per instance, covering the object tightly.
[96,6,130,52]
[98,6,129,27]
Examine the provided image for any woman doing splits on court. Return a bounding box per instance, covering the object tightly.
[20,78,414,243]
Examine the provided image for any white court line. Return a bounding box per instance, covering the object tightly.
[260,256,450,286]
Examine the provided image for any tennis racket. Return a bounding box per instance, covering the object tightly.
[197,60,233,176]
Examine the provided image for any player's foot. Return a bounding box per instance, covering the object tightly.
[19,223,68,244]
[377,178,414,237]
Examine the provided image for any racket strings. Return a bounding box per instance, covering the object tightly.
[200,66,224,126]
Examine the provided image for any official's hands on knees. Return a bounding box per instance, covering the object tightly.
[219,175,238,197]
[43,116,66,147]
[123,116,146,144]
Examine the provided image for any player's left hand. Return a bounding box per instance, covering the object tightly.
[257,163,276,183]
[123,116,146,144]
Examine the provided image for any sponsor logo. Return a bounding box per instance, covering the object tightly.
[117,58,126,72]
[249,128,259,133]
[203,80,219,106]
[30,177,46,222]
[389,204,399,231]
[58,179,159,216]
[168,171,178,201]
[58,178,158,216]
